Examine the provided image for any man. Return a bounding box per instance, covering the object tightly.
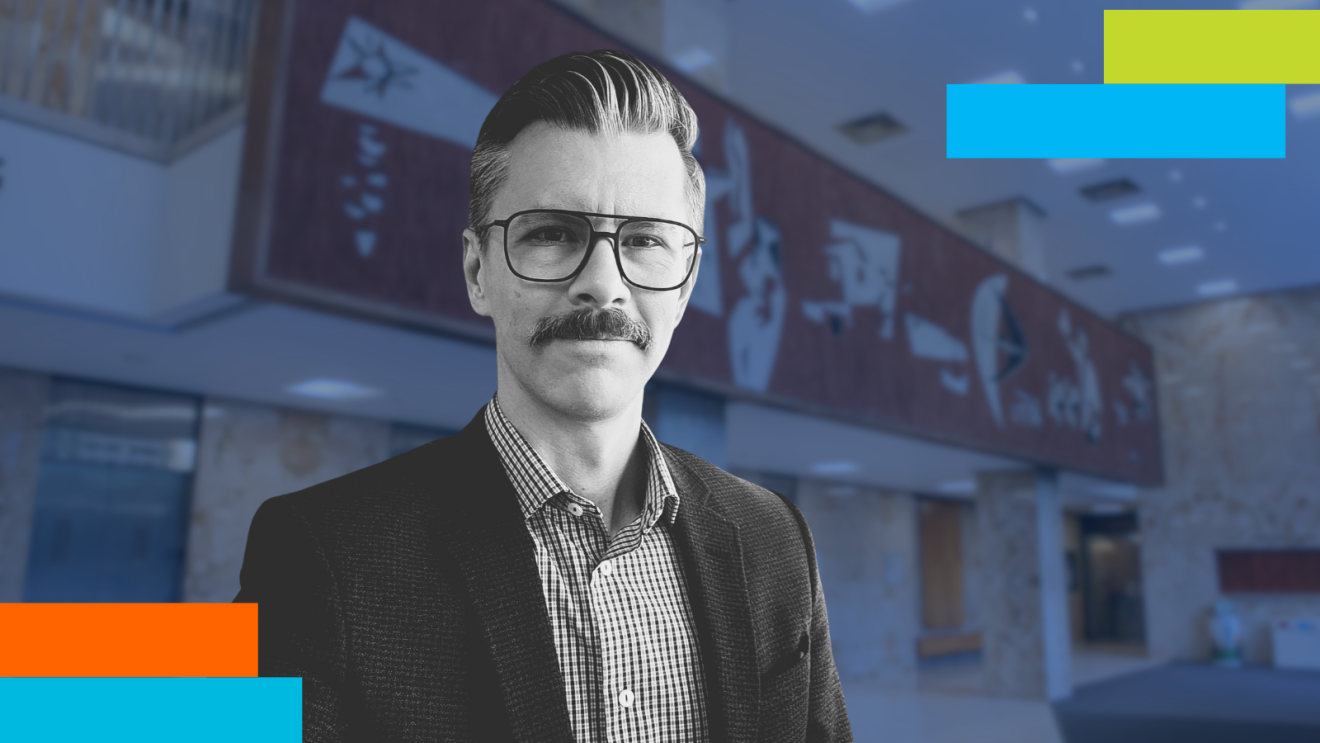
[236,49,852,742]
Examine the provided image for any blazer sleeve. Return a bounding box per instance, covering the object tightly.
[234,496,353,742]
[782,495,853,742]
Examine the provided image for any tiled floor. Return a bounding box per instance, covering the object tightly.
[844,646,1160,743]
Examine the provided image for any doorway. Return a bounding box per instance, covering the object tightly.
[1079,513,1146,644]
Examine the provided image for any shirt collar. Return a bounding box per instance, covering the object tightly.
[484,394,680,528]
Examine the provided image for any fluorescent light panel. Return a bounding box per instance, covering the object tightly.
[672,47,715,72]
[1159,245,1204,265]
[1240,0,1316,8]
[286,378,382,400]
[1197,279,1238,297]
[1290,90,1320,119]
[1047,158,1105,175]
[972,70,1026,85]
[937,479,976,494]
[848,0,915,13]
[811,461,860,475]
[1110,203,1161,225]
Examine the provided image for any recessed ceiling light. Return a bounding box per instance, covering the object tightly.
[1158,246,1204,265]
[1168,169,1183,183]
[1048,158,1105,174]
[838,111,908,145]
[1081,178,1140,202]
[1192,196,1208,209]
[286,378,382,401]
[1291,90,1320,119]
[1197,279,1238,297]
[1066,264,1111,281]
[1070,59,1085,74]
[938,479,976,494]
[811,461,860,475]
[1214,221,1227,232]
[972,70,1026,85]
[1021,7,1039,23]
[1110,203,1161,225]
[672,47,715,72]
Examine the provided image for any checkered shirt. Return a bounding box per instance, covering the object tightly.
[484,396,711,743]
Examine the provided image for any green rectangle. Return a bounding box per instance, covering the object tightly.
[1105,9,1320,84]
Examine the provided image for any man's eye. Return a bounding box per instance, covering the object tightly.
[623,234,665,249]
[529,228,575,243]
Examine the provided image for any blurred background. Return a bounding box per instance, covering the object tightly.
[1,0,1319,740]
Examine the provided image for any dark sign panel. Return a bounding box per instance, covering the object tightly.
[232,0,1163,484]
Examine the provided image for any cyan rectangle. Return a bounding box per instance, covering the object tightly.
[947,84,1285,158]
[0,678,301,742]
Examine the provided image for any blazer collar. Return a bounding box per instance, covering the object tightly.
[430,408,574,743]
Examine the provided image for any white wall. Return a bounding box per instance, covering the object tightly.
[0,116,243,323]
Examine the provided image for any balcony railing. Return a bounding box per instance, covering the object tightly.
[0,0,259,158]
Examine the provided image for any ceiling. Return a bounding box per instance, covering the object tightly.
[706,0,1320,318]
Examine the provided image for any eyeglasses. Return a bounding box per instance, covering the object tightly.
[480,209,705,291]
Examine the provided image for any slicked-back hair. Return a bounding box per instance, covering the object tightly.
[468,50,705,244]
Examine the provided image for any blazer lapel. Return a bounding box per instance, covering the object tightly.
[666,452,760,743]
[430,412,574,743]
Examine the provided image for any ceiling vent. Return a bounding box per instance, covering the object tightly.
[1067,264,1112,281]
[838,111,908,145]
[1080,178,1140,202]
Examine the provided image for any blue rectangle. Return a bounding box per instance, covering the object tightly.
[947,84,1285,158]
[0,678,300,742]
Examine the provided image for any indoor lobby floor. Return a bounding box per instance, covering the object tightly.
[842,646,1161,743]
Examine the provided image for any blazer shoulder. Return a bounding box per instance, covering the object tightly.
[660,443,806,546]
[274,433,469,524]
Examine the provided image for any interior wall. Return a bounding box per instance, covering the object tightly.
[794,478,919,688]
[181,397,391,602]
[1123,286,1320,664]
[0,367,50,601]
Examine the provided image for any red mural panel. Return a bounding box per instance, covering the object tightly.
[233,0,1163,484]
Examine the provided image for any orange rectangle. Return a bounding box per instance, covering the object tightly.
[0,604,257,677]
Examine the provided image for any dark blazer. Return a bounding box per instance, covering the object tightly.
[235,408,852,742]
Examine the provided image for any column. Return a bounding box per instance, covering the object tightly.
[795,481,919,688]
[0,368,50,601]
[975,468,1072,700]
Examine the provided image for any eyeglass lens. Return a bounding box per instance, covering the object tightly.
[505,211,696,288]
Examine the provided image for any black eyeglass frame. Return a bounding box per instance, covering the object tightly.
[480,208,706,292]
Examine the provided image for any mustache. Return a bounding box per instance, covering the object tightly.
[528,307,653,351]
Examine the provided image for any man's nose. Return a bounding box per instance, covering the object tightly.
[568,232,630,307]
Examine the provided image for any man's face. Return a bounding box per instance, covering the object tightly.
[462,122,700,423]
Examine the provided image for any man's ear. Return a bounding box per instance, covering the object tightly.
[672,246,702,325]
[462,228,492,318]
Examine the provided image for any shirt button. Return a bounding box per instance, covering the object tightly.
[599,561,614,577]
[619,688,634,708]
[567,502,584,517]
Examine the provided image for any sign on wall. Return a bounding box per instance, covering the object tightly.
[232,0,1163,485]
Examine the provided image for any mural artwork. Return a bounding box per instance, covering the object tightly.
[232,0,1163,484]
